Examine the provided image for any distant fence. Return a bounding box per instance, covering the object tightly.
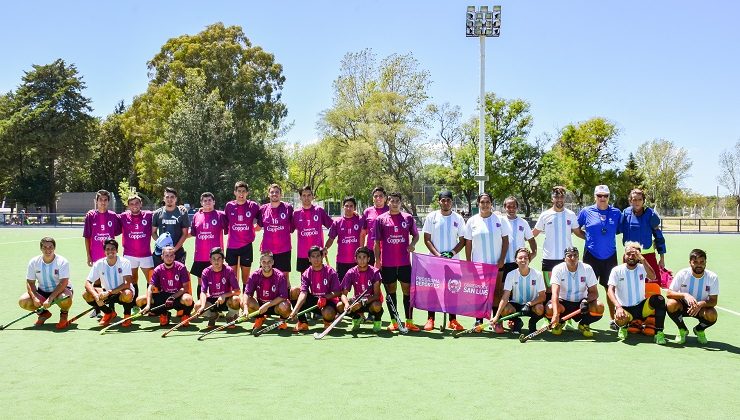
[661,217,740,233]
[1,213,87,227]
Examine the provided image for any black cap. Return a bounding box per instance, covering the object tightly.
[438,190,453,200]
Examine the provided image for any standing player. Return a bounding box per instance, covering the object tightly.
[189,192,227,296]
[83,239,135,327]
[257,184,294,285]
[324,196,363,282]
[577,185,622,328]
[464,192,511,332]
[374,192,419,331]
[607,242,666,344]
[151,187,190,267]
[619,188,667,277]
[83,189,121,267]
[361,187,389,266]
[195,247,241,329]
[18,237,73,329]
[289,246,343,332]
[242,251,292,331]
[421,190,467,331]
[341,247,384,333]
[547,247,605,337]
[490,248,546,334]
[292,185,333,275]
[501,196,537,281]
[224,181,261,286]
[119,194,153,301]
[138,246,194,326]
[666,249,719,344]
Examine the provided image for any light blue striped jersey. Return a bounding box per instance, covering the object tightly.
[669,268,720,302]
[464,213,512,265]
[550,261,597,302]
[534,208,579,260]
[503,268,546,304]
[422,211,466,256]
[26,255,71,293]
[503,216,534,263]
[86,256,133,291]
[607,264,647,307]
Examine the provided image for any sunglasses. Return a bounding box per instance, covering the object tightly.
[596,194,609,198]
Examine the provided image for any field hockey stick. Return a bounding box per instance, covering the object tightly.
[253,304,319,337]
[519,308,581,343]
[313,288,372,340]
[197,309,261,341]
[385,294,408,334]
[454,311,524,337]
[0,296,69,330]
[161,302,218,338]
[99,302,167,335]
[65,307,95,326]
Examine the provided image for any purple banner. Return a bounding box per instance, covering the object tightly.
[410,253,497,319]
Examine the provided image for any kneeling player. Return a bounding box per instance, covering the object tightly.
[546,247,605,337]
[340,247,384,333]
[289,246,343,332]
[607,242,666,344]
[195,247,241,330]
[242,251,292,331]
[137,246,194,326]
[490,248,545,334]
[19,237,74,329]
[666,249,719,344]
[84,239,135,327]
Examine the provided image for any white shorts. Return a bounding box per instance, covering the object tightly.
[124,255,154,269]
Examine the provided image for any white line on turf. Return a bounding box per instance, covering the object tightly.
[716,306,740,317]
[0,237,78,246]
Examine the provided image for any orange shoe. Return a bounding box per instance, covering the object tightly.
[278,320,288,330]
[405,321,421,332]
[121,314,132,328]
[473,321,484,333]
[252,316,265,330]
[179,315,190,327]
[448,319,465,331]
[493,322,505,334]
[159,313,170,326]
[55,311,68,329]
[176,310,183,317]
[99,311,117,327]
[293,321,309,332]
[387,322,399,331]
[35,310,52,326]
[423,318,435,331]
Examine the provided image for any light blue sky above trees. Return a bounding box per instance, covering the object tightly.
[2,1,737,196]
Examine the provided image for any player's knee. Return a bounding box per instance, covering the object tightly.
[59,298,73,310]
[289,287,300,301]
[500,303,514,316]
[120,290,133,303]
[181,294,193,306]
[82,291,95,302]
[532,303,544,316]
[666,298,682,313]
[18,295,34,310]
[590,300,604,315]
[227,296,241,310]
[702,308,718,323]
[246,297,258,312]
[545,303,554,318]
[370,301,383,314]
[135,296,147,307]
[649,294,665,309]
[384,282,397,294]
[276,301,291,318]
[336,302,345,312]
[322,307,336,321]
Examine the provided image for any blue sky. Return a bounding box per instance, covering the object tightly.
[2,1,738,196]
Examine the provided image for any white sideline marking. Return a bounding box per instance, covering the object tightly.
[716,306,740,317]
[0,237,78,246]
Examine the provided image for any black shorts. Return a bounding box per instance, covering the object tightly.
[190,261,210,278]
[541,258,563,273]
[336,262,355,283]
[583,250,617,287]
[296,257,311,274]
[37,287,73,300]
[153,248,186,268]
[226,243,254,267]
[501,262,518,280]
[256,301,282,317]
[381,265,412,284]
[305,294,338,311]
[206,296,232,312]
[622,299,650,321]
[151,292,192,314]
[272,251,291,272]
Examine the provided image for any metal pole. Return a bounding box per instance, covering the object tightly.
[478,35,486,195]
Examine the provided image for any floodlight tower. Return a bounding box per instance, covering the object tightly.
[466,5,501,195]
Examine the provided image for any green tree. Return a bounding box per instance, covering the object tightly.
[634,139,692,212]
[285,139,334,198]
[89,101,136,194]
[718,139,740,206]
[497,137,548,217]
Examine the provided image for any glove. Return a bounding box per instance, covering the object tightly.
[521,302,532,316]
[317,297,327,309]
[579,299,589,315]
[165,297,176,309]
[441,251,454,258]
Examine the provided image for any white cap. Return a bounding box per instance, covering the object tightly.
[594,185,610,195]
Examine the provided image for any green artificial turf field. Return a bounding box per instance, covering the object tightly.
[0,228,738,419]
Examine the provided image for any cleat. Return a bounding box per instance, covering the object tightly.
[372,320,382,333]
[99,311,117,327]
[35,310,52,326]
[448,319,465,331]
[474,320,484,333]
[676,328,688,344]
[176,310,183,317]
[609,320,619,331]
[493,322,505,334]
[578,323,593,338]
[351,318,361,331]
[121,314,132,328]
[423,318,435,331]
[55,312,69,329]
[617,327,628,340]
[405,321,420,332]
[387,322,399,332]
[693,327,708,344]
[179,315,190,327]
[510,318,523,334]
[252,316,265,330]
[293,321,309,332]
[278,320,288,330]
[551,322,563,335]
[654,331,667,345]
[204,317,217,330]
[159,313,170,326]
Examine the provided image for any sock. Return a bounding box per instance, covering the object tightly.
[373,309,384,321]
[403,294,412,320]
[449,314,457,321]
[668,311,688,330]
[695,315,715,331]
[649,295,666,331]
[122,303,133,316]
[99,305,113,314]
[133,283,139,300]
[427,311,435,321]
[528,315,541,331]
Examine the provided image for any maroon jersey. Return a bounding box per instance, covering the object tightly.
[244,269,290,303]
[200,265,239,298]
[341,265,382,298]
[299,265,341,297]
[150,261,190,293]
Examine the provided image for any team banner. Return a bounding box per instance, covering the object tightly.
[410,253,497,319]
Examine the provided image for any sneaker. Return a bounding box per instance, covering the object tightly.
[405,321,420,332]
[372,320,382,333]
[293,321,309,332]
[510,318,523,334]
[352,318,361,331]
[252,316,265,330]
[551,322,563,335]
[609,320,619,331]
[448,319,465,331]
[176,310,183,317]
[179,315,190,327]
[617,327,628,340]
[579,323,593,338]
[121,314,132,328]
[654,331,667,345]
[693,327,708,344]
[99,311,117,327]
[35,310,52,326]
[423,318,435,331]
[159,313,170,326]
[55,311,69,329]
[676,328,688,344]
[493,322,505,334]
[473,320,484,333]
[387,322,399,332]
[277,320,288,330]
